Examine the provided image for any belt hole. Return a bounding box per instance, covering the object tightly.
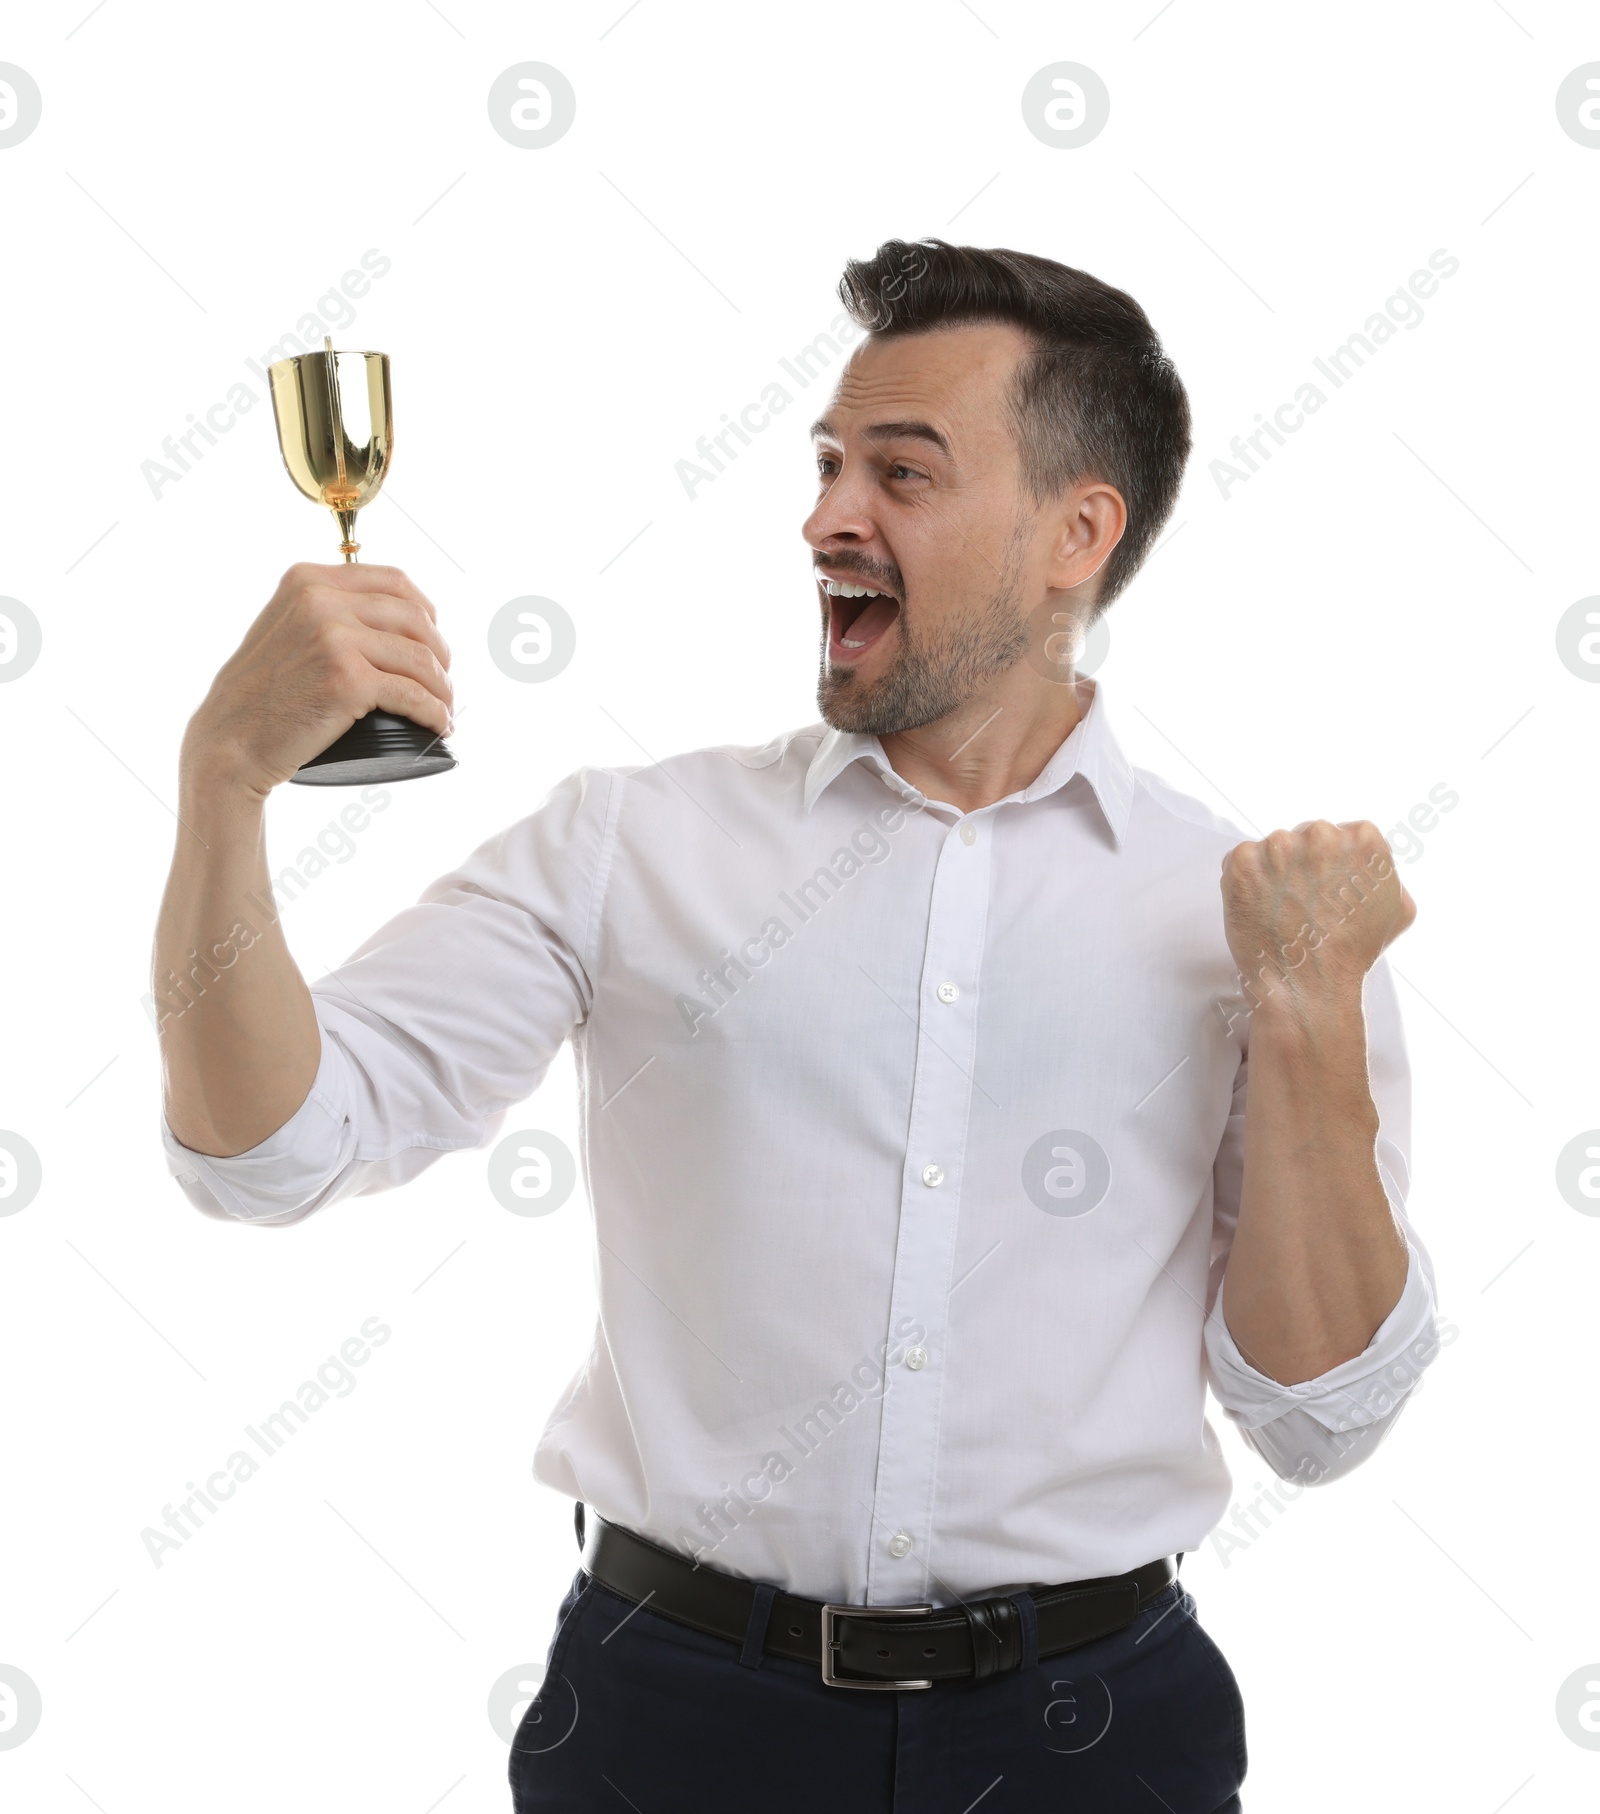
[788,1624,802,1636]
[875,1647,890,1658]
[922,1646,937,1657]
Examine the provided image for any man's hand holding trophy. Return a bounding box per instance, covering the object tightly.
[181,338,457,800]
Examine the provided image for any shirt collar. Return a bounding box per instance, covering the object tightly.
[802,673,1136,847]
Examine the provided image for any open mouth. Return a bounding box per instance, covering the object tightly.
[819,572,901,662]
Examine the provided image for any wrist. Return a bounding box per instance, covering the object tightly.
[1246,969,1367,1044]
[178,747,271,827]
[1246,977,1376,1109]
[179,715,273,811]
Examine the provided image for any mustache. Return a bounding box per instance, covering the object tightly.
[812,556,905,600]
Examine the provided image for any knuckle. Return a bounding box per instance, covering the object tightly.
[298,583,344,620]
[330,649,367,692]
[307,612,346,652]
[288,562,343,595]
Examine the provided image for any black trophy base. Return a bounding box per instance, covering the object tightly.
[290,711,457,787]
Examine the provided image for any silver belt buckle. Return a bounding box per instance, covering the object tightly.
[820,1601,934,1690]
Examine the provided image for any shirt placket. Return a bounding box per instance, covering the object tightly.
[865,804,993,1604]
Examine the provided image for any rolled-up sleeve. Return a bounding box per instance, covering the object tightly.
[1202,954,1441,1484]
[161,764,620,1225]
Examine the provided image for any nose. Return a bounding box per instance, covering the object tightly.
[801,455,876,557]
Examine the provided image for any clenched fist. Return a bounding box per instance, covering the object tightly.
[182,563,453,798]
[1220,819,1416,1016]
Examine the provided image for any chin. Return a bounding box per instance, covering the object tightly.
[817,677,871,734]
[817,666,943,738]
[818,667,885,734]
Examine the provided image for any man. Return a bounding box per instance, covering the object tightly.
[155,239,1439,1812]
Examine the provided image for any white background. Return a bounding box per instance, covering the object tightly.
[2,2,1596,1809]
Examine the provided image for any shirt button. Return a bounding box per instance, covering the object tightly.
[921,1163,945,1188]
[959,824,977,846]
[888,1532,913,1558]
[935,982,959,1004]
[904,1346,928,1371]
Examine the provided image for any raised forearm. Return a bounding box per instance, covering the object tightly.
[153,562,453,1159]
[153,754,320,1157]
[1221,985,1410,1385]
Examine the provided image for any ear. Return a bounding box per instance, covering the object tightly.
[1045,480,1127,595]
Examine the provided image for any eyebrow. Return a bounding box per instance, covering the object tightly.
[809,417,952,458]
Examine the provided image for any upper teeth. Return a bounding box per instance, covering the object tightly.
[824,579,886,598]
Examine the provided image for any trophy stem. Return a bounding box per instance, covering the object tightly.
[322,339,360,562]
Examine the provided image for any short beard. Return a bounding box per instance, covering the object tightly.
[817,523,1032,736]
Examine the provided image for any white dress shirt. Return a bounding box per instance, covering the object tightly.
[162,675,1440,1606]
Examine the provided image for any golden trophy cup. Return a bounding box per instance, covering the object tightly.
[268,338,457,785]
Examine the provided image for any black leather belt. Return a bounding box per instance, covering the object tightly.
[576,1505,1178,1690]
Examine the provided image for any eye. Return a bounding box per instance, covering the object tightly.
[888,463,925,483]
[816,454,839,476]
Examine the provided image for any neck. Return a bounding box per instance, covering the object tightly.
[879,663,1088,813]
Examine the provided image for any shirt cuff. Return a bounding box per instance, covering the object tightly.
[1205,1243,1439,1437]
[160,1024,354,1224]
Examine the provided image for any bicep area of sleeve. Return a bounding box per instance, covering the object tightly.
[300,763,613,1138]
[312,885,588,1135]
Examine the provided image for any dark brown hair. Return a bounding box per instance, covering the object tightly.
[837,239,1191,612]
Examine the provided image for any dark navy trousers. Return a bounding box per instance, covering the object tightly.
[509,1566,1247,1812]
